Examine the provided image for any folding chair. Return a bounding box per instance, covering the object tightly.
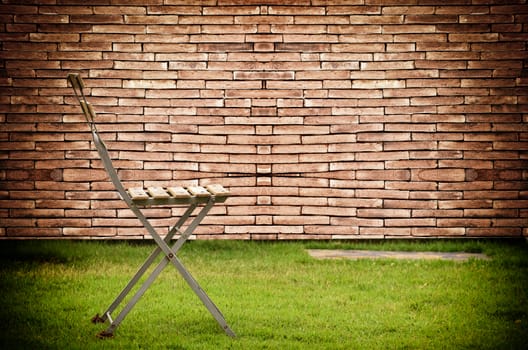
[67,73,236,339]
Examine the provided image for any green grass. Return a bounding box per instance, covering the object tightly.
[1,239,527,349]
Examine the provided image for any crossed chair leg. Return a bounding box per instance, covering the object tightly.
[91,199,236,339]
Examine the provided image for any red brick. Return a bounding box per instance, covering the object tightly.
[439,200,493,210]
[63,227,117,236]
[349,15,402,24]
[356,169,411,181]
[412,169,466,182]
[386,218,436,227]
[437,218,492,228]
[410,191,462,200]
[407,15,458,23]
[461,14,514,24]
[235,15,294,25]
[6,228,61,237]
[412,209,462,218]
[201,6,258,15]
[359,227,408,238]
[357,133,410,143]
[37,218,92,228]
[385,180,432,191]
[329,198,381,208]
[449,33,499,42]
[361,61,415,71]
[493,218,528,228]
[384,199,437,209]
[411,227,465,237]
[14,14,68,23]
[439,182,494,191]
[332,42,385,53]
[252,42,274,51]
[467,228,522,237]
[331,216,383,227]
[358,209,410,218]
[6,169,63,182]
[356,189,409,199]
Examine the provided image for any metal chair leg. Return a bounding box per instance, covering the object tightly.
[94,199,235,338]
[93,204,197,325]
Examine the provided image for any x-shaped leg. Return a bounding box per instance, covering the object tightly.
[92,199,235,338]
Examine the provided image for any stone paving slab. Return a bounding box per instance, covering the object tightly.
[307,249,490,261]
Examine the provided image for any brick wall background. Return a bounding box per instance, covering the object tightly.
[1,0,527,240]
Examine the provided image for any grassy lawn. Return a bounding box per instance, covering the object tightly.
[0,239,527,349]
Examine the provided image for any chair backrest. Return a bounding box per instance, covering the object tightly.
[67,73,132,205]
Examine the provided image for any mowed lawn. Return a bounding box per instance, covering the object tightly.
[0,239,527,349]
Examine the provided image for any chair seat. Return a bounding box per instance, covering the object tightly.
[127,184,230,206]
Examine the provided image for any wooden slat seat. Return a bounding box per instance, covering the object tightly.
[127,184,230,206]
[206,184,231,197]
[147,187,170,199]
[187,186,211,197]
[167,186,192,198]
[128,187,149,200]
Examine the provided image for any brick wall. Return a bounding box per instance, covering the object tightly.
[1,1,527,240]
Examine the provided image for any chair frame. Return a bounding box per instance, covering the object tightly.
[67,73,235,338]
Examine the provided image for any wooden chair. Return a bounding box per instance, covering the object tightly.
[67,73,235,338]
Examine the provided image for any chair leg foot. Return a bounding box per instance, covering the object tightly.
[224,326,236,338]
[96,329,114,339]
[91,313,105,324]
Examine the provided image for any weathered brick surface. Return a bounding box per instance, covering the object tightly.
[1,1,527,240]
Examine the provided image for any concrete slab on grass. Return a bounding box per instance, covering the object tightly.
[307,249,489,261]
